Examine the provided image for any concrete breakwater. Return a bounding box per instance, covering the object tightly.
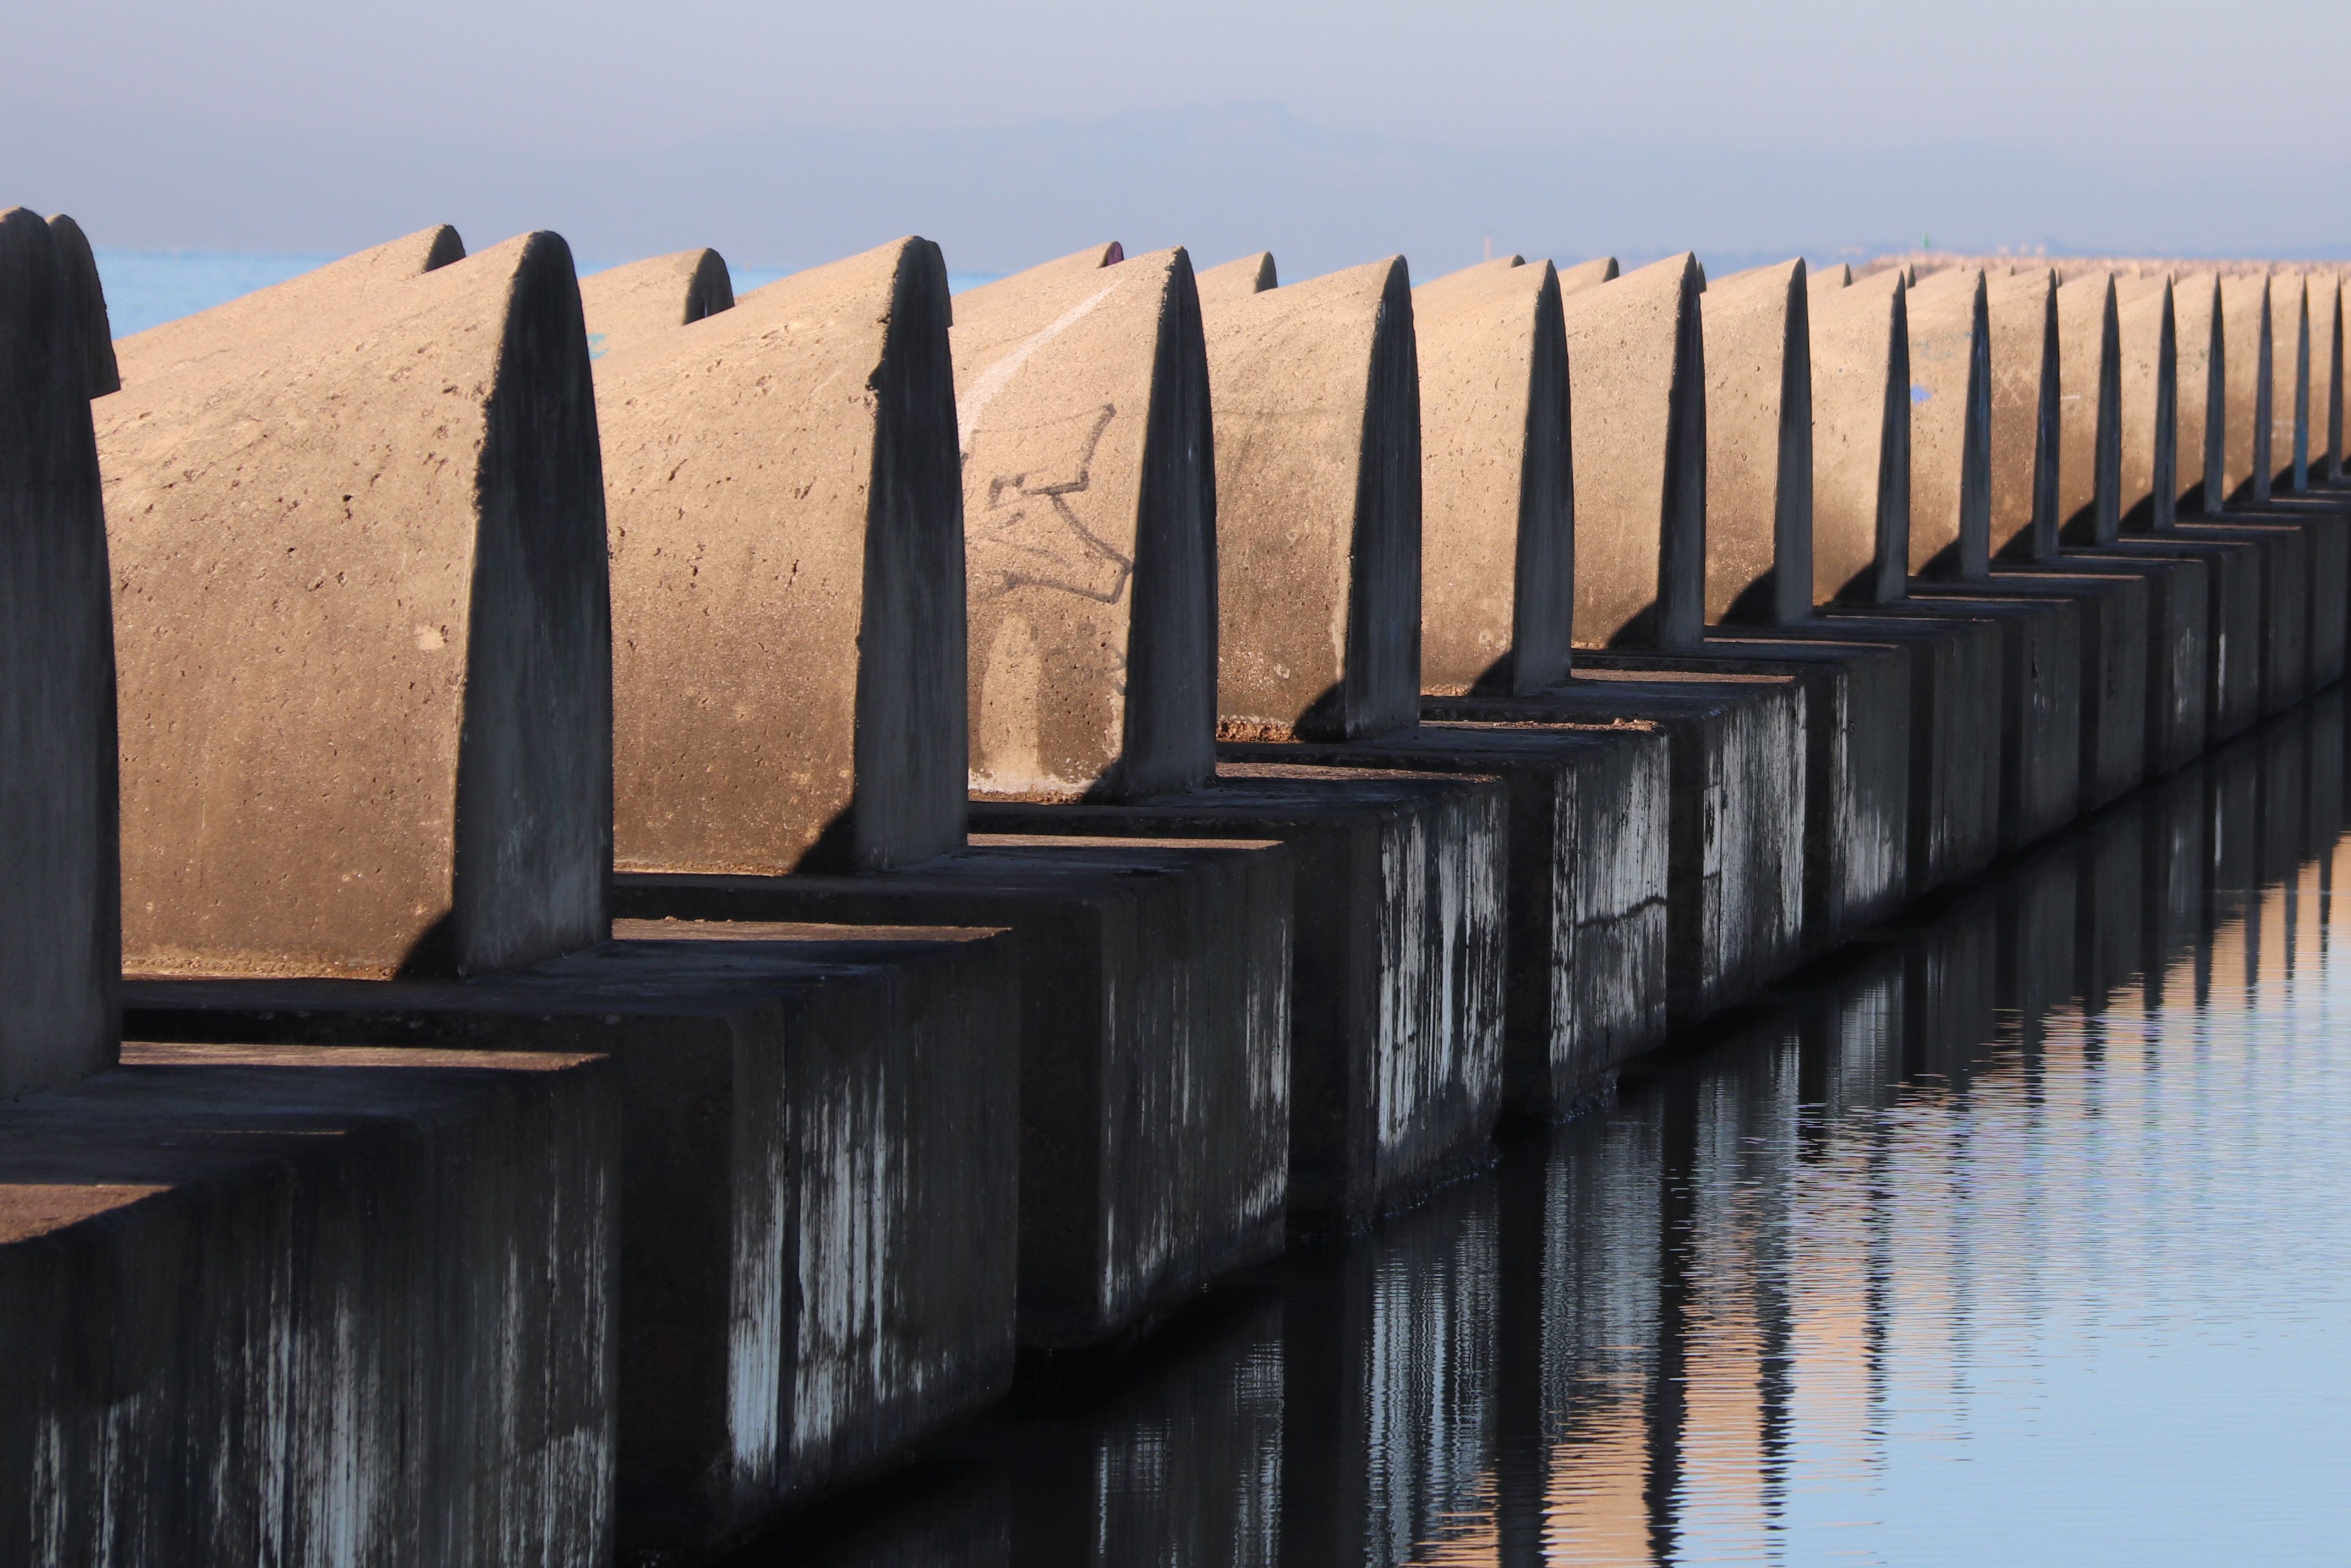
[2,209,2346,1563]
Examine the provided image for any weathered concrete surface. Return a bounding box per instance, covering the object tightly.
[598,238,966,876]
[2218,273,2270,506]
[1415,257,1574,695]
[113,223,464,387]
[1811,261,1854,292]
[0,211,118,1099]
[1559,254,1708,648]
[1206,257,1421,740]
[1218,725,1668,1118]
[128,924,1024,1559]
[2056,272,2121,544]
[610,842,1290,1351]
[1809,270,1911,606]
[1984,268,2061,562]
[1702,259,1812,626]
[1428,670,1806,1027]
[2104,530,2260,742]
[44,213,118,396]
[2180,509,2316,712]
[2112,274,2175,529]
[1904,267,1992,580]
[580,247,735,357]
[2055,549,2211,775]
[0,1043,619,1566]
[1194,250,1276,308]
[1555,256,1619,294]
[2229,490,2351,692]
[2173,274,2228,513]
[99,233,611,981]
[953,246,1216,800]
[972,770,1502,1227]
[2315,274,2344,484]
[2268,274,2310,493]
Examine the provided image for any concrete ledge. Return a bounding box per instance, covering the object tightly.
[2223,494,2351,691]
[1428,670,1806,1027]
[611,842,1290,1351]
[970,769,1506,1228]
[2178,516,2311,714]
[126,927,1022,1560]
[0,1043,618,1565]
[2053,550,2212,775]
[2105,532,2263,741]
[1219,724,1670,1119]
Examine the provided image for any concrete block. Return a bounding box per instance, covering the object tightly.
[1702,259,1812,626]
[1193,249,1276,308]
[2172,273,2228,515]
[2056,272,2121,544]
[580,247,734,357]
[1983,267,2061,565]
[954,245,1216,800]
[1415,256,1573,695]
[43,213,117,396]
[1809,270,1911,607]
[1555,256,1619,294]
[0,211,118,1100]
[970,769,1505,1228]
[112,223,464,388]
[2179,515,2313,713]
[2106,528,2263,741]
[597,238,965,875]
[2219,273,2270,505]
[0,1043,618,1566]
[1904,267,1993,581]
[2056,548,2211,774]
[611,841,1291,1348]
[127,923,1023,1559]
[1218,723,1669,1118]
[98,233,610,981]
[2112,274,2176,529]
[2220,494,2351,691]
[2315,274,2345,484]
[1811,261,1854,292]
[2269,273,2311,493]
[1428,670,1806,1027]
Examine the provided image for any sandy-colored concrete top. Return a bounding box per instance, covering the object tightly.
[112,224,464,390]
[1809,269,1909,605]
[1701,259,1811,626]
[0,210,118,1100]
[2054,273,2120,544]
[1560,253,1707,648]
[595,236,964,877]
[45,214,117,397]
[1809,263,1854,293]
[2172,274,2226,511]
[1904,267,1991,578]
[580,248,734,362]
[2111,274,2175,529]
[2266,272,2309,492]
[2217,273,2269,504]
[1556,257,1620,297]
[1194,252,1277,309]
[99,233,609,981]
[1208,255,1420,740]
[1983,269,2060,561]
[1415,256,1571,695]
[2311,274,2344,480]
[951,243,1215,799]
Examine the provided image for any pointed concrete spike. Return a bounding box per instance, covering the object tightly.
[99,234,609,980]
[1555,256,1619,296]
[1207,256,1420,740]
[1701,258,1812,626]
[2173,274,2226,512]
[2112,274,2177,529]
[2310,272,2343,483]
[953,246,1215,799]
[43,214,118,396]
[579,248,735,359]
[114,224,464,389]
[1808,261,1853,293]
[2217,274,2270,506]
[1414,256,1571,695]
[597,238,964,876]
[1194,251,1277,308]
[1984,269,2060,562]
[1561,253,1707,648]
[2055,272,2121,544]
[0,210,119,1098]
[1904,267,1992,580]
[1808,270,1910,607]
[2266,272,2310,493]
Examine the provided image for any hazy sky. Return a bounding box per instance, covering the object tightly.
[9,0,2349,278]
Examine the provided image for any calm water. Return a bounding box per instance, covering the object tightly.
[764,690,2351,1567]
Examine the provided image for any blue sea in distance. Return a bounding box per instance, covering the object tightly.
[94,249,1000,337]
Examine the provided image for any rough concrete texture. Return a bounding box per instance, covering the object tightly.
[1834,595,2081,852]
[0,1043,619,1566]
[2315,274,2344,483]
[971,768,1503,1227]
[953,245,1216,801]
[610,839,1291,1350]
[2223,493,2350,693]
[1810,262,1854,292]
[2266,274,2309,494]
[0,211,119,1099]
[2172,274,2228,513]
[1581,634,1908,951]
[1206,257,1421,741]
[2056,272,2122,544]
[2112,275,2176,528]
[1560,254,1708,648]
[2182,513,2313,713]
[100,234,611,981]
[1904,267,1993,580]
[2055,551,2211,775]
[580,247,735,358]
[1193,251,1276,308]
[1984,269,2062,561]
[2103,532,2261,741]
[1414,256,1574,695]
[1216,724,1669,1117]
[1554,256,1619,294]
[127,924,1023,1559]
[1428,669,1807,1027]
[113,224,464,388]
[598,238,966,877]
[1701,258,1812,626]
[43,213,118,396]
[2218,273,2270,505]
[1808,270,1911,605]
